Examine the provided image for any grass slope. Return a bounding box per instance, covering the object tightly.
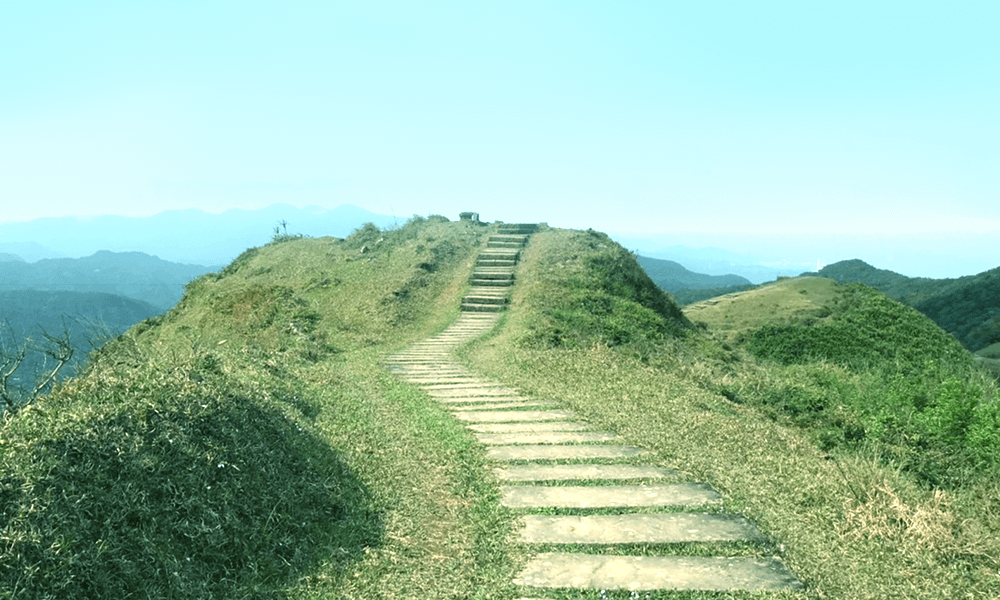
[5,221,999,599]
[0,217,521,599]
[461,228,1000,599]
[817,259,1000,351]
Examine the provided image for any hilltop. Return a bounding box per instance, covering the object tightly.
[815,259,1000,352]
[1,219,998,599]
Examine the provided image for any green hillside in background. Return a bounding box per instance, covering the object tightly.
[0,250,218,311]
[2,218,999,599]
[816,259,1000,352]
[636,254,756,305]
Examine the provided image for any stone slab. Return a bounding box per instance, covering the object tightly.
[453,410,576,423]
[466,422,593,433]
[475,432,617,445]
[427,387,522,397]
[514,553,802,591]
[435,395,529,404]
[494,464,678,481]
[450,401,553,411]
[501,483,722,508]
[400,377,481,384]
[487,444,647,461]
[420,382,506,390]
[519,513,765,544]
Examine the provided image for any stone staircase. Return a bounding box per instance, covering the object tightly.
[461,223,538,313]
[385,223,802,596]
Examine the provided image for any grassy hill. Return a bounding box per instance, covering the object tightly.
[0,216,520,599]
[817,259,1000,351]
[2,220,999,599]
[461,230,1000,599]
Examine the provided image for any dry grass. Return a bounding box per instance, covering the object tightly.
[459,227,1000,599]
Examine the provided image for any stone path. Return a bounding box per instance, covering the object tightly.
[385,223,802,596]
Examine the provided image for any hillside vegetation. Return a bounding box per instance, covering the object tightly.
[4,221,999,599]
[0,217,521,599]
[462,228,1000,599]
[817,259,1000,351]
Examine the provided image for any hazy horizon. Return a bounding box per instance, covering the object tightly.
[2,202,998,281]
[2,2,997,271]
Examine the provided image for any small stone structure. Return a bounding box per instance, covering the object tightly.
[459,212,480,224]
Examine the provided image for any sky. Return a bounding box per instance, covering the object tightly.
[2,1,999,273]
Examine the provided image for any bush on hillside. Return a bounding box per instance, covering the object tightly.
[0,352,378,599]
[519,229,690,350]
[738,284,999,487]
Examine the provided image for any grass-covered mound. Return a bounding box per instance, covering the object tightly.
[694,280,1000,488]
[511,228,690,349]
[0,216,521,599]
[461,227,1000,599]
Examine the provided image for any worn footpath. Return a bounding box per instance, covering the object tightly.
[385,223,802,597]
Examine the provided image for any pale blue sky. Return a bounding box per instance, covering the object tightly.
[2,1,998,239]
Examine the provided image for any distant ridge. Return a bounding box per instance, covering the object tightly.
[0,203,397,266]
[636,255,756,305]
[0,250,217,311]
[637,255,752,290]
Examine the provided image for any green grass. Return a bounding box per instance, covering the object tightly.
[0,217,526,599]
[460,227,1000,599]
[4,220,1000,599]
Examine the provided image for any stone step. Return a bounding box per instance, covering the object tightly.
[398,377,481,384]
[466,421,593,433]
[461,302,505,313]
[426,386,521,397]
[497,224,539,234]
[489,234,529,243]
[501,483,722,508]
[475,431,618,445]
[494,464,679,482]
[452,410,577,423]
[476,259,517,267]
[518,513,766,544]
[462,295,508,305]
[420,381,510,389]
[478,247,520,256]
[451,401,553,411]
[472,269,515,278]
[514,553,803,592]
[487,444,649,461]
[469,279,514,287]
[437,398,532,407]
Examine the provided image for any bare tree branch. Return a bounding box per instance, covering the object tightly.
[0,319,29,411]
[31,317,75,398]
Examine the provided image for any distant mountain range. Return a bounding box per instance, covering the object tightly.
[813,259,1000,352]
[613,231,1000,281]
[0,251,218,311]
[627,244,804,284]
[637,256,752,290]
[0,203,398,266]
[636,255,756,305]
